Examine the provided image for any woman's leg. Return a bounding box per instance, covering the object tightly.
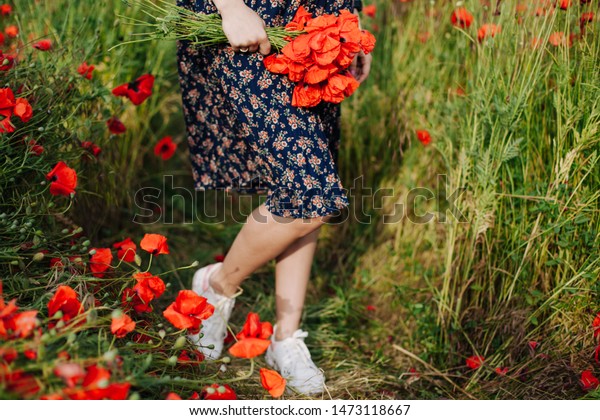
[274,228,320,340]
[209,203,326,297]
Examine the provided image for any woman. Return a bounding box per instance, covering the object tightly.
[176,0,372,394]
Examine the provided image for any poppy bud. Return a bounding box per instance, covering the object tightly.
[173,336,187,349]
[159,329,166,339]
[33,252,45,262]
[82,240,91,247]
[52,310,64,320]
[222,356,231,364]
[205,387,216,394]
[103,349,118,362]
[207,344,215,349]
[191,260,199,267]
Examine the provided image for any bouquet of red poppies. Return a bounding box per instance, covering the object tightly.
[264,7,375,107]
[117,1,375,108]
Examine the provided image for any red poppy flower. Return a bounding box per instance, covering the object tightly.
[13,97,32,122]
[322,73,359,104]
[111,74,155,106]
[33,39,52,51]
[45,161,77,196]
[581,370,599,391]
[113,237,136,263]
[558,0,571,9]
[121,287,151,313]
[166,392,182,400]
[593,312,600,338]
[53,363,86,388]
[360,30,376,54]
[28,139,44,156]
[477,23,501,42]
[495,367,509,375]
[528,341,539,351]
[214,254,225,262]
[260,368,286,398]
[5,25,18,38]
[89,248,113,278]
[285,6,312,32]
[111,312,136,338]
[133,271,166,304]
[201,384,237,400]
[416,130,432,146]
[154,136,177,160]
[263,54,291,75]
[549,31,568,47]
[0,347,17,363]
[0,4,11,15]
[140,233,169,255]
[0,50,14,71]
[451,8,474,29]
[47,285,84,325]
[236,312,273,340]
[77,62,94,80]
[292,83,322,108]
[24,348,37,360]
[178,349,205,364]
[81,141,102,157]
[363,5,376,18]
[229,312,272,358]
[163,290,214,334]
[466,355,484,369]
[106,116,126,134]
[7,310,38,338]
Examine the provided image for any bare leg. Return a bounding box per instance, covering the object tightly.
[274,228,320,340]
[209,203,327,297]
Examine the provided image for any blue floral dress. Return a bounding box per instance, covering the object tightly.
[176,0,362,219]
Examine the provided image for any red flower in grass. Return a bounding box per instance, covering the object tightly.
[53,363,86,388]
[111,74,155,105]
[60,365,131,400]
[416,130,432,146]
[81,141,102,157]
[558,0,571,10]
[32,39,52,51]
[122,287,151,313]
[0,4,12,15]
[178,349,205,364]
[580,370,599,392]
[140,233,169,256]
[47,285,84,326]
[77,62,94,80]
[1,347,18,363]
[163,290,214,334]
[201,384,237,400]
[495,367,509,376]
[4,310,38,339]
[478,24,501,42]
[451,8,474,29]
[28,139,44,155]
[13,97,33,122]
[592,312,600,339]
[107,116,126,134]
[154,136,177,160]
[111,312,136,338]
[466,355,485,369]
[166,392,182,400]
[362,5,376,18]
[0,366,41,398]
[45,161,77,196]
[5,25,18,38]
[113,237,136,263]
[229,312,272,359]
[133,271,166,305]
[0,50,15,71]
[260,368,286,398]
[549,32,569,47]
[89,248,113,278]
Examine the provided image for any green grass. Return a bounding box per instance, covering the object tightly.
[1,0,599,400]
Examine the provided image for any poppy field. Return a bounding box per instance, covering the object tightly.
[1,0,599,400]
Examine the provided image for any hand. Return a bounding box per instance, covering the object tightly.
[349,9,372,83]
[349,50,372,83]
[213,0,272,55]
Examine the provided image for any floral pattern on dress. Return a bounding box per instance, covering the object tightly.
[176,0,356,218]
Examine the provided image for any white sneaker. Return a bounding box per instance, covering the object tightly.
[188,262,235,360]
[265,326,325,395]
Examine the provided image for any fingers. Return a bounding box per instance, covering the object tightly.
[258,36,272,56]
[357,54,372,84]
